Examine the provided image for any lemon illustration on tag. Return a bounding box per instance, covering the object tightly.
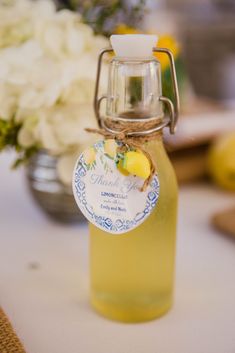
[104,139,117,159]
[123,151,151,179]
[83,147,96,166]
[117,160,130,176]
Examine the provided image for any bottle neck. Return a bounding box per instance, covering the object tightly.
[103,113,164,140]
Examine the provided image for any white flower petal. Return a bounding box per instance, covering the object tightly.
[0,0,108,157]
[36,113,62,152]
[49,104,97,147]
[0,83,17,120]
[18,127,35,147]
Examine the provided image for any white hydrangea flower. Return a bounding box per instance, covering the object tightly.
[0,40,43,83]
[33,109,63,153]
[18,126,35,148]
[16,109,38,148]
[46,104,97,147]
[60,78,94,105]
[0,0,109,184]
[0,83,18,120]
[34,9,93,60]
[0,0,55,48]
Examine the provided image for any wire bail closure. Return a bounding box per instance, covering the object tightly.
[94,47,180,136]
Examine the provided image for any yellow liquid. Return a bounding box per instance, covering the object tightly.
[90,138,178,322]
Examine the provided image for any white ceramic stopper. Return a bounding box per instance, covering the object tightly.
[110,34,158,58]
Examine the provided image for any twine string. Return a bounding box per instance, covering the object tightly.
[85,118,162,192]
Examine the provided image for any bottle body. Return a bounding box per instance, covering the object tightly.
[89,137,178,322]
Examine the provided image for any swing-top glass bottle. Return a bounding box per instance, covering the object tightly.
[90,34,180,322]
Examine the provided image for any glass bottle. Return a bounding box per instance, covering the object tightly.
[90,35,179,322]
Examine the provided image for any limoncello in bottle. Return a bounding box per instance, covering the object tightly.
[73,34,180,322]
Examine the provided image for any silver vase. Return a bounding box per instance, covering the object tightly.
[26,149,85,223]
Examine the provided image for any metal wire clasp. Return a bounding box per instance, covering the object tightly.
[94,47,180,135]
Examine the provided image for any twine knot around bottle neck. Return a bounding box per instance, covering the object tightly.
[85,117,163,192]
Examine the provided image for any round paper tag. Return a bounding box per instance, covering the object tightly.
[72,140,160,235]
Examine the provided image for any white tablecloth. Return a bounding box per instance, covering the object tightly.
[0,152,235,353]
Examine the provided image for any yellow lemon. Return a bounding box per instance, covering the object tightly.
[117,160,130,176]
[104,139,117,159]
[83,147,96,165]
[208,132,235,191]
[123,151,151,179]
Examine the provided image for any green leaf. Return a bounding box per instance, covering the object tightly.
[11,145,39,169]
[0,118,22,151]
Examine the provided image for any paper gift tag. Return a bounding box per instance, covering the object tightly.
[72,139,160,234]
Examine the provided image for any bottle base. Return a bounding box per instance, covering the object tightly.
[91,294,173,323]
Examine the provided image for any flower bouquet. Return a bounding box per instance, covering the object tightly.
[0,0,109,184]
[0,0,111,221]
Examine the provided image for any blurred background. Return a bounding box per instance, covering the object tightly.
[57,0,235,102]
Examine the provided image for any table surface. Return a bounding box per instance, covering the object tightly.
[0,152,235,353]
